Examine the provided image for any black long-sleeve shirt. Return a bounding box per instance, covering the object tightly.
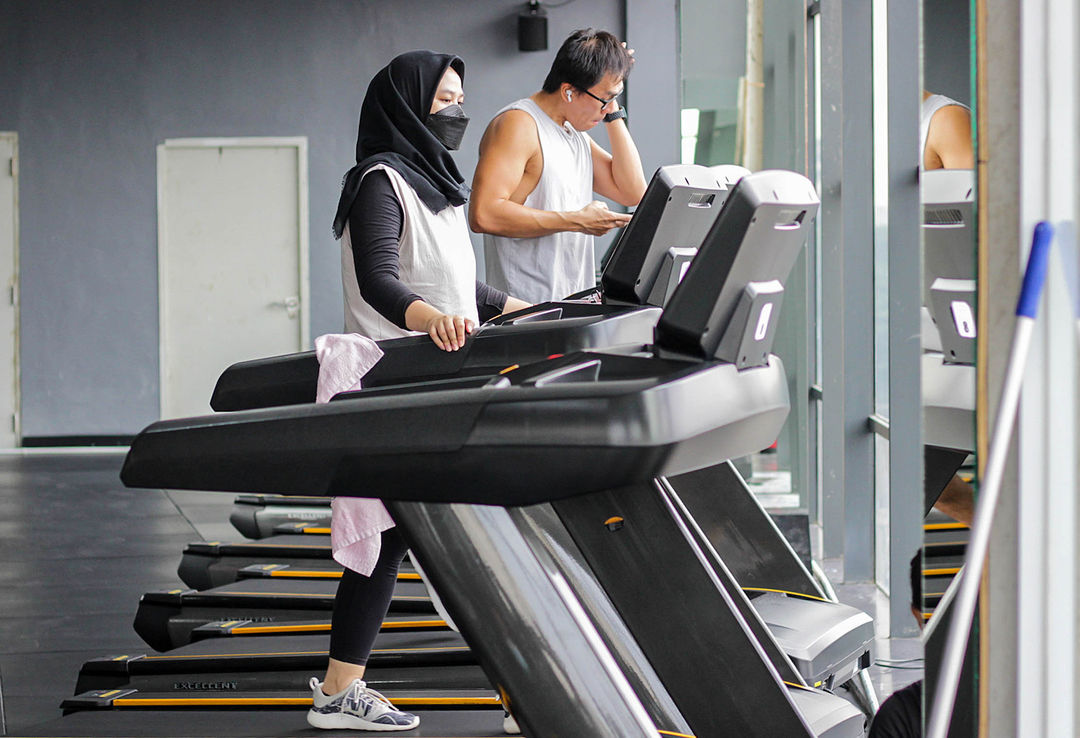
[348,170,508,328]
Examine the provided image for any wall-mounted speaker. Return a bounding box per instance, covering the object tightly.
[518,2,548,52]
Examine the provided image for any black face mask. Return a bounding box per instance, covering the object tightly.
[425,104,470,150]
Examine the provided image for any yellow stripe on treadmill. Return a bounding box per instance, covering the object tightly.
[231,543,329,549]
[371,646,469,653]
[380,619,447,629]
[223,592,429,601]
[657,730,697,737]
[143,645,467,660]
[100,689,124,698]
[144,650,328,660]
[221,591,336,597]
[301,527,331,535]
[269,571,341,578]
[741,587,828,603]
[923,522,970,531]
[231,623,332,634]
[232,619,446,634]
[782,681,816,692]
[266,570,421,581]
[923,567,961,576]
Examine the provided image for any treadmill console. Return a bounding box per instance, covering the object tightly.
[655,170,819,365]
[600,164,747,306]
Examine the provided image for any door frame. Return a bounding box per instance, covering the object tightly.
[156,136,310,418]
[0,131,21,447]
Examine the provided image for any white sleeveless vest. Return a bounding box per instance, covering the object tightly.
[482,98,595,304]
[920,94,968,169]
[340,164,478,339]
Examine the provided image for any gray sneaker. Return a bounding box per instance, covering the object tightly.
[307,677,420,732]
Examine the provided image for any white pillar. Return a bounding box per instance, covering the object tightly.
[1012,0,1079,734]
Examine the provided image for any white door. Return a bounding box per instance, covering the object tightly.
[0,133,19,447]
[158,138,309,419]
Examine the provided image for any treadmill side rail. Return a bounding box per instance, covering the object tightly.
[123,357,791,507]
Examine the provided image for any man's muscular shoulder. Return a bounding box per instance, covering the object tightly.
[482,109,541,156]
[478,108,544,203]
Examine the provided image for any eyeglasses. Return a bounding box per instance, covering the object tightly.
[576,87,619,109]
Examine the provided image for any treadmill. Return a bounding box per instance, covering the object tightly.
[132,577,441,652]
[228,493,331,539]
[135,164,739,651]
[196,168,875,693]
[113,170,864,736]
[169,162,736,595]
[127,171,871,707]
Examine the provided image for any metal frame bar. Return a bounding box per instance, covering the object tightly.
[885,0,924,637]
[818,0,875,571]
[804,1,820,525]
[0,131,19,448]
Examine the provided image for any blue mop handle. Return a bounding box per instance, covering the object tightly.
[1017,221,1054,318]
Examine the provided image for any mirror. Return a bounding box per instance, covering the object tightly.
[677,0,981,734]
[920,0,979,735]
[678,0,813,536]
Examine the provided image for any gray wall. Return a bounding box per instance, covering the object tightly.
[923,0,971,105]
[0,0,678,438]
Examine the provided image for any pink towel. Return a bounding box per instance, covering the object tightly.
[314,333,395,576]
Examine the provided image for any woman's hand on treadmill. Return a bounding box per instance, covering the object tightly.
[424,313,474,351]
[405,300,474,351]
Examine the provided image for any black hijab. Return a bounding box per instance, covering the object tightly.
[332,51,470,238]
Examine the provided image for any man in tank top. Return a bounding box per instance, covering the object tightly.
[469,29,648,304]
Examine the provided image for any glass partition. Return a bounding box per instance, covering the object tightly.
[679,0,814,515]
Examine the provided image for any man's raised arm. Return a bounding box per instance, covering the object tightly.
[589,102,647,208]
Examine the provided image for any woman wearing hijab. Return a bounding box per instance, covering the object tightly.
[332,50,529,349]
[307,51,527,732]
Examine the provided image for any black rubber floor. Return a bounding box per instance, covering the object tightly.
[0,453,515,737]
[11,708,512,737]
[0,453,202,735]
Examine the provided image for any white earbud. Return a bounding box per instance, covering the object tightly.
[566,91,572,101]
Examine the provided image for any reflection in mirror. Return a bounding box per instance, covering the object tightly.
[679,0,812,523]
[918,1,978,736]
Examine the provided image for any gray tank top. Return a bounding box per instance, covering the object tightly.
[482,98,595,304]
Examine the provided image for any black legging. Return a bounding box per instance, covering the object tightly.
[328,526,411,666]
